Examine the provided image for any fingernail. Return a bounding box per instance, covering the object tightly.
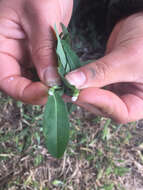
[66,70,86,88]
[44,66,61,87]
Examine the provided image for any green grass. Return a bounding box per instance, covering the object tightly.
[0,91,143,190]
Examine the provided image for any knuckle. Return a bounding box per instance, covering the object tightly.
[96,61,109,80]
[32,40,54,62]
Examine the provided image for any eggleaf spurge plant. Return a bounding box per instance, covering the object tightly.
[43,23,86,158]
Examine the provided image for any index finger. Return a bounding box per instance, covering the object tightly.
[78,87,143,123]
[77,88,129,123]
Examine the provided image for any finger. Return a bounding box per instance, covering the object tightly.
[76,102,105,117]
[21,0,64,87]
[0,53,48,105]
[30,27,60,87]
[121,93,143,122]
[58,0,73,26]
[0,76,48,105]
[65,48,139,89]
[78,88,129,123]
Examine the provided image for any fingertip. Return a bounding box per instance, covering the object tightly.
[65,70,86,89]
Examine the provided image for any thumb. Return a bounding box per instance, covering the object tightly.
[22,0,62,87]
[30,26,60,87]
[28,17,62,86]
[65,49,137,89]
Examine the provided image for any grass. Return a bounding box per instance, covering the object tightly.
[0,91,143,190]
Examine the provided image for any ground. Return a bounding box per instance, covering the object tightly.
[0,5,143,189]
[0,90,143,190]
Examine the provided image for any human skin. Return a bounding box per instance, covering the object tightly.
[66,13,143,123]
[0,0,73,105]
[1,1,143,124]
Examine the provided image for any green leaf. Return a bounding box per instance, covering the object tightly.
[105,166,113,175]
[54,25,67,70]
[66,103,77,114]
[43,24,88,158]
[60,23,70,44]
[52,180,64,187]
[114,166,129,177]
[61,40,82,71]
[102,119,111,141]
[43,90,69,158]
[58,58,79,99]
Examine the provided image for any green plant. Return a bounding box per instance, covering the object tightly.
[43,24,87,158]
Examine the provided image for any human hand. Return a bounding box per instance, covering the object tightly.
[0,0,73,105]
[66,13,143,123]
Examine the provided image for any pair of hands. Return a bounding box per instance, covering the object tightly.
[1,0,143,123]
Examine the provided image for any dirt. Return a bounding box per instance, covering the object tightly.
[0,94,143,190]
